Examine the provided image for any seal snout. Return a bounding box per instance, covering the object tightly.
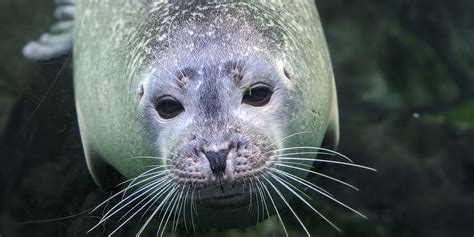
[204,148,229,181]
[170,129,272,186]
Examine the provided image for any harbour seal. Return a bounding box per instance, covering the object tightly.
[24,0,373,236]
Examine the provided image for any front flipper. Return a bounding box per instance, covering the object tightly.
[23,0,75,61]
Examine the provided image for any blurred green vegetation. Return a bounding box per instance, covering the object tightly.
[445,101,474,129]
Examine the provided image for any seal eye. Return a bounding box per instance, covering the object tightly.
[242,85,273,107]
[155,97,184,119]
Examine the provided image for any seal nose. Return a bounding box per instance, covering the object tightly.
[204,149,229,180]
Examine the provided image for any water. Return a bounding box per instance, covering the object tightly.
[1,0,473,236]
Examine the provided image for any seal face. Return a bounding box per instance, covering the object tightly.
[70,0,341,234]
[136,11,296,226]
[141,56,283,200]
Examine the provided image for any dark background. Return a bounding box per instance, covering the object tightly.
[1,0,473,236]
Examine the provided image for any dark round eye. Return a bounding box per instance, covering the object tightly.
[242,85,273,107]
[155,97,184,119]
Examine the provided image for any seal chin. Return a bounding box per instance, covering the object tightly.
[194,180,256,210]
[200,192,250,210]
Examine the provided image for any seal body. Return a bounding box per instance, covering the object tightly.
[74,0,338,232]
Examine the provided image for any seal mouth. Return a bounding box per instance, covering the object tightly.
[200,193,250,209]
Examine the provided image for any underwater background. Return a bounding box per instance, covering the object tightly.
[0,0,473,236]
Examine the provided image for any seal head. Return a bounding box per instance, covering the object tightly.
[74,0,338,230]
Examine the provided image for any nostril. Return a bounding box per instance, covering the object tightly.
[193,147,200,156]
[229,140,239,151]
[204,149,229,180]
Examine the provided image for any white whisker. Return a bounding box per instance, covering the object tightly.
[255,177,289,237]
[269,165,335,197]
[268,146,353,163]
[190,186,197,232]
[89,171,169,216]
[164,185,184,235]
[157,185,181,237]
[271,170,313,201]
[109,182,175,237]
[261,174,310,236]
[271,168,367,219]
[116,167,168,187]
[89,176,173,232]
[273,151,333,157]
[118,177,173,223]
[119,169,170,200]
[275,158,376,171]
[181,185,191,232]
[275,162,359,191]
[135,184,178,237]
[265,173,341,233]
[255,179,271,221]
[173,183,188,231]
